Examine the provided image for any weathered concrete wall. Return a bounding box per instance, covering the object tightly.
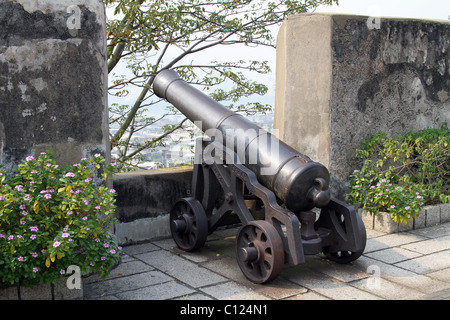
[275,13,450,199]
[113,167,193,245]
[0,0,109,170]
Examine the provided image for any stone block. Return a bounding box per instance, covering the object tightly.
[0,285,19,300]
[53,278,83,300]
[438,203,450,223]
[398,217,414,232]
[414,209,426,230]
[425,206,441,227]
[358,208,374,230]
[20,283,53,300]
[373,211,398,233]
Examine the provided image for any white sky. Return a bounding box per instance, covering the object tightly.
[314,0,450,21]
[108,0,450,117]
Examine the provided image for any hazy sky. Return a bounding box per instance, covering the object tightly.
[315,0,449,20]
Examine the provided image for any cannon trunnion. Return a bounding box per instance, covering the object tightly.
[153,70,366,284]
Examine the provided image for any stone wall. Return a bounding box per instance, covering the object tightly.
[274,13,450,199]
[0,0,109,171]
[113,167,193,245]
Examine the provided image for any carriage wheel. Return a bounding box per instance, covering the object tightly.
[323,211,367,264]
[235,220,285,284]
[170,198,208,252]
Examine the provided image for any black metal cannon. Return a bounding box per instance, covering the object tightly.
[153,69,366,284]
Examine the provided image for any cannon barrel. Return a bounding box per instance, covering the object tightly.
[153,69,331,212]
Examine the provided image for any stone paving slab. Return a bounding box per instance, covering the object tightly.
[136,250,227,288]
[115,280,196,300]
[83,222,450,300]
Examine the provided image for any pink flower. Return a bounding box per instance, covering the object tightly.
[101,256,106,261]
[110,249,116,254]
[7,235,14,240]
[26,156,34,161]
[0,196,4,201]
[104,243,109,248]
[82,216,88,221]
[22,211,28,216]
[18,256,23,261]
[19,205,26,210]
[20,220,26,225]
[32,252,38,258]
[405,206,411,210]
[65,172,75,178]
[53,241,61,248]
[67,211,73,215]
[30,234,36,240]
[110,189,116,193]
[95,206,101,210]
[30,226,38,232]
[390,205,395,209]
[15,185,23,191]
[44,194,52,199]
[33,268,38,273]
[60,269,65,275]
[62,233,70,238]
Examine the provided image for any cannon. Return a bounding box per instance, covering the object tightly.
[153,69,366,284]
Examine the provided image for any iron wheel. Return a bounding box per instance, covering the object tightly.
[235,220,285,284]
[323,212,367,264]
[170,198,208,252]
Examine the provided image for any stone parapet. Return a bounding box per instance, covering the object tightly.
[112,166,193,245]
[0,0,109,170]
[275,13,450,200]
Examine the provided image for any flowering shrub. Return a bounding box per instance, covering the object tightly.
[348,125,449,224]
[0,152,121,287]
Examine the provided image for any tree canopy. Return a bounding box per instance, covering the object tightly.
[105,0,338,170]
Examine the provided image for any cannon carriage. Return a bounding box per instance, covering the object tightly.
[153,69,366,284]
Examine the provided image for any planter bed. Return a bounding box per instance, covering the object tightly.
[0,278,83,300]
[359,203,450,233]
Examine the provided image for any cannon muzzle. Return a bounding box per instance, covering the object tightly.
[153,69,330,212]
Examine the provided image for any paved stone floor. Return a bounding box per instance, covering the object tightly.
[84,222,450,301]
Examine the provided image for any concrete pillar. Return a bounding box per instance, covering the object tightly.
[0,0,109,171]
[275,13,450,199]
